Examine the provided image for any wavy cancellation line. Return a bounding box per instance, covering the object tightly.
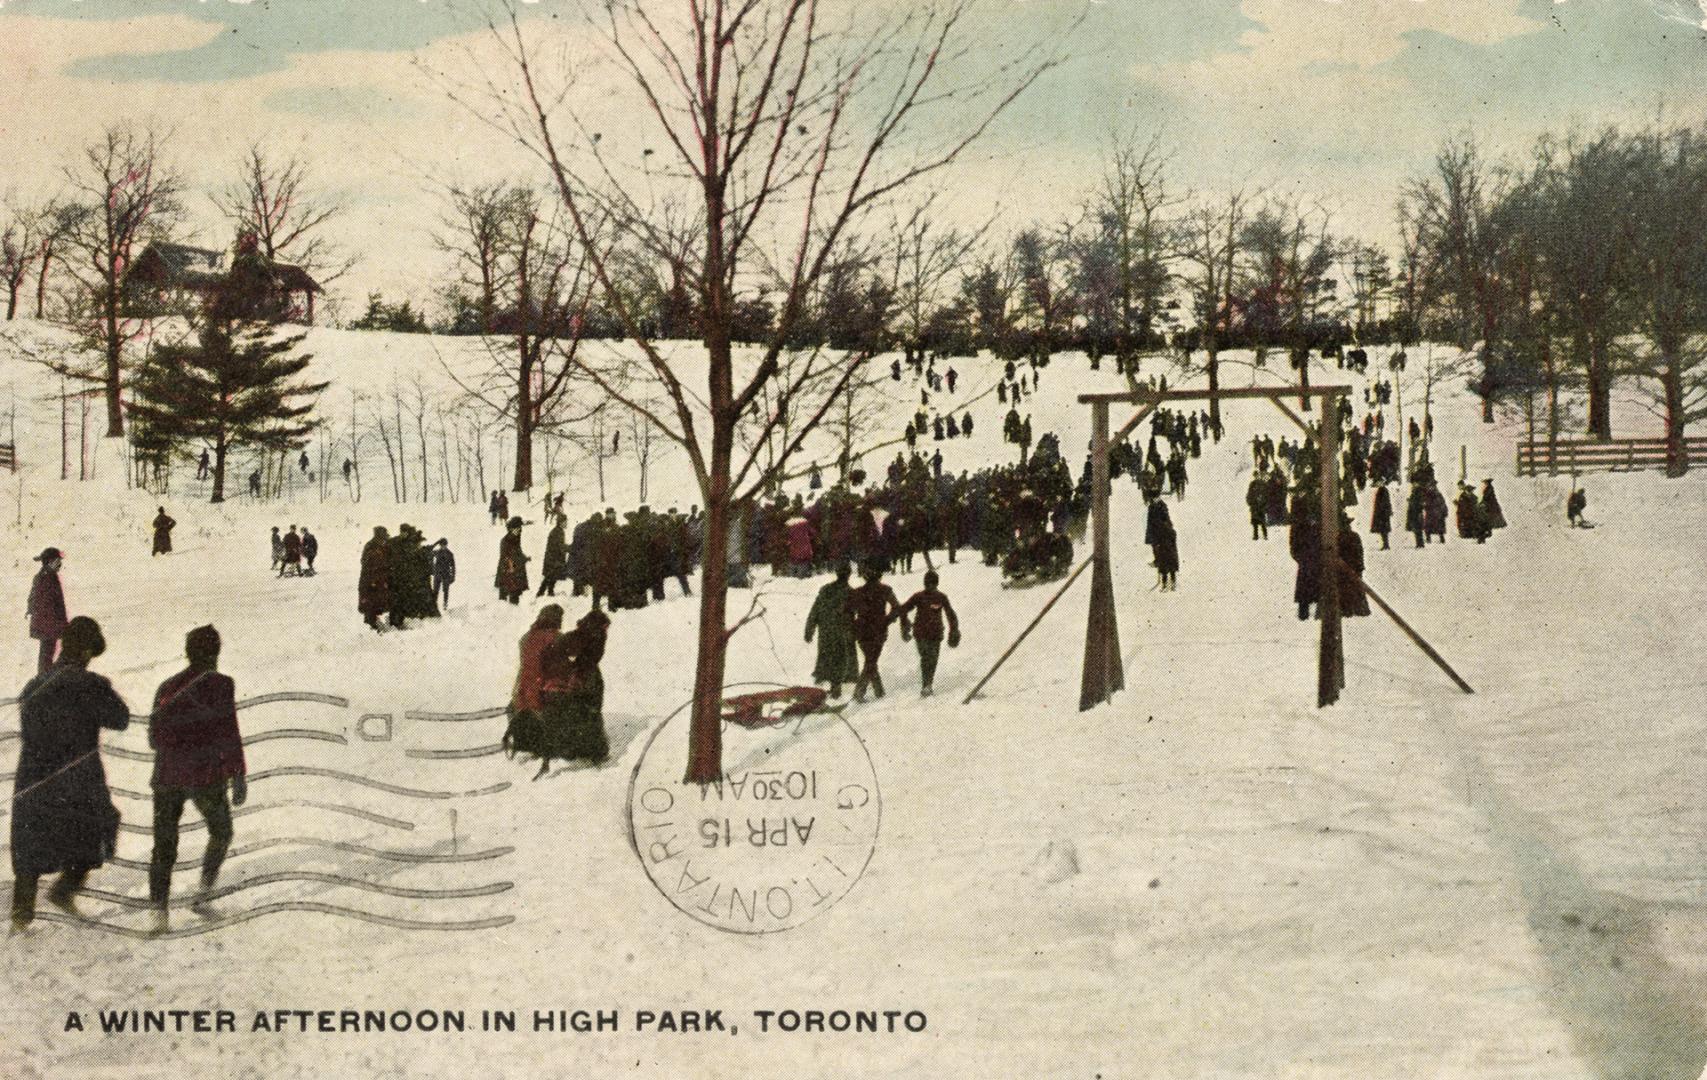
[83,871,514,909]
[102,798,418,833]
[2,766,511,799]
[404,706,508,722]
[31,902,515,939]
[106,836,514,873]
[0,691,350,722]
[405,743,505,760]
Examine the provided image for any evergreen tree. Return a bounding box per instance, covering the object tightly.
[128,319,326,502]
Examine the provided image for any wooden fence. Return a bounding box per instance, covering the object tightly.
[1516,436,1707,476]
[0,443,14,472]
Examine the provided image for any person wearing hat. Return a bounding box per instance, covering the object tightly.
[151,507,176,557]
[146,625,246,933]
[26,548,67,673]
[496,516,530,605]
[11,616,129,932]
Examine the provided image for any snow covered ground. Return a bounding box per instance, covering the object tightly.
[1,326,1704,1078]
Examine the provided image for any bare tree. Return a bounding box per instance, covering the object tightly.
[442,183,603,491]
[1620,123,1707,471]
[1401,137,1515,425]
[1174,188,1249,424]
[59,123,184,437]
[1238,197,1339,410]
[1090,128,1176,370]
[886,196,985,366]
[443,0,1060,782]
[216,144,355,285]
[1,198,48,319]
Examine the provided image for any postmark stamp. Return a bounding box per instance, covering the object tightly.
[626,691,881,934]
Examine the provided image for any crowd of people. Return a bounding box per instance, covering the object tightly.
[268,525,319,577]
[359,526,456,630]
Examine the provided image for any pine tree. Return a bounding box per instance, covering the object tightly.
[128,318,326,502]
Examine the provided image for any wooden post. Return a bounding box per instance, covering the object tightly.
[963,557,1091,705]
[1317,403,1344,705]
[1079,401,1124,710]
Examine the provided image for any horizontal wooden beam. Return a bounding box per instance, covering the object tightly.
[1077,385,1352,405]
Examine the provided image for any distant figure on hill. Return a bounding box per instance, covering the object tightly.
[151,507,176,556]
[26,548,67,673]
[431,539,456,610]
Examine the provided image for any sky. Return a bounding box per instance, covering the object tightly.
[1,0,1704,317]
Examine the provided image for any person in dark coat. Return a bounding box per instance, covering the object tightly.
[1370,484,1393,550]
[146,625,246,934]
[10,617,128,931]
[496,517,530,604]
[1264,467,1289,526]
[1246,475,1268,540]
[1480,480,1506,531]
[1336,519,1372,617]
[151,507,176,556]
[1455,484,1482,541]
[538,608,612,773]
[278,525,303,576]
[300,527,318,575]
[270,526,284,570]
[845,563,901,703]
[804,563,860,698]
[1289,494,1320,620]
[569,513,598,596]
[1405,484,1426,548]
[1567,488,1588,527]
[431,539,456,610]
[1424,483,1450,543]
[537,515,568,597]
[896,570,960,696]
[26,548,67,674]
[1146,498,1179,590]
[358,526,390,631]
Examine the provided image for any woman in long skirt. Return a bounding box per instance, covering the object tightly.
[536,609,611,775]
[504,605,563,764]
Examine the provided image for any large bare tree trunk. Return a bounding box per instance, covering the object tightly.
[1586,340,1612,439]
[1663,356,1686,476]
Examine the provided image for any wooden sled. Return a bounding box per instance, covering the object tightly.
[720,686,843,729]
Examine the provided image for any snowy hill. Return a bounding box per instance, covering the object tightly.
[2,323,1705,1079]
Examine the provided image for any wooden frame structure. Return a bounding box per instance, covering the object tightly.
[1078,384,1473,710]
[962,383,1475,710]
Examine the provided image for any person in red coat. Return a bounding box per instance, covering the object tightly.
[25,547,67,673]
[504,604,563,765]
[896,570,961,697]
[147,625,247,933]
